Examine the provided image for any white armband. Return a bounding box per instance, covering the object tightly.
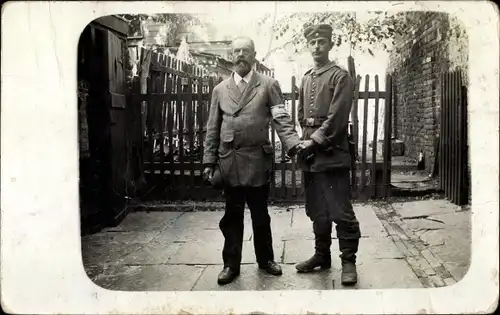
[271,104,289,119]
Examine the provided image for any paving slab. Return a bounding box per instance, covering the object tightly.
[81,231,160,245]
[335,259,424,289]
[392,199,461,218]
[105,211,183,232]
[283,236,404,264]
[192,259,422,291]
[120,242,182,265]
[81,241,143,265]
[168,239,285,265]
[192,264,335,291]
[289,205,386,239]
[152,226,228,244]
[93,264,205,291]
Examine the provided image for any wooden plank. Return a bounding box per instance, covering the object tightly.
[176,77,185,192]
[146,76,155,175]
[386,74,393,197]
[271,123,277,198]
[291,76,297,197]
[454,71,459,204]
[459,80,467,205]
[357,91,387,99]
[144,160,385,172]
[439,73,444,191]
[370,75,380,198]
[360,75,370,194]
[197,78,204,164]
[450,71,456,203]
[446,74,453,201]
[187,77,195,188]
[93,15,131,38]
[110,92,126,108]
[132,93,211,102]
[159,55,167,182]
[382,74,393,198]
[351,75,361,197]
[166,76,175,184]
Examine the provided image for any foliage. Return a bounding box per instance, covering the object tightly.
[118,13,202,43]
[257,11,413,60]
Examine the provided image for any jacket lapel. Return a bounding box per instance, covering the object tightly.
[226,77,241,105]
[233,72,261,115]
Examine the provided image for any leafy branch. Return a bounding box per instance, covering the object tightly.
[260,11,412,61]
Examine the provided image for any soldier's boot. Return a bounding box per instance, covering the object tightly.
[339,238,359,285]
[296,221,332,273]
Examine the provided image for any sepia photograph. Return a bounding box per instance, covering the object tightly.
[79,8,471,291]
[1,1,497,314]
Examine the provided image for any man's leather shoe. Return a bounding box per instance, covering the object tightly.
[258,260,283,276]
[217,266,240,285]
[295,254,331,273]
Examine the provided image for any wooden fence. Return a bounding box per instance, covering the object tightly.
[130,47,393,201]
[439,70,468,205]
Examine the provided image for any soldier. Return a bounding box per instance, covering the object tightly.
[295,24,362,285]
[203,36,303,285]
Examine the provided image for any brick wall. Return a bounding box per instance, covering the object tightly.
[388,12,468,174]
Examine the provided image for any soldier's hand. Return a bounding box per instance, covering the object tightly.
[203,166,214,181]
[289,142,306,157]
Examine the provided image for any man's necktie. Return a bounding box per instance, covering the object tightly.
[238,79,247,93]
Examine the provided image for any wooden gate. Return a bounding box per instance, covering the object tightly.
[128,47,223,200]
[439,70,468,205]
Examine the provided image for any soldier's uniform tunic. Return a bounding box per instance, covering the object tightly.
[297,61,362,264]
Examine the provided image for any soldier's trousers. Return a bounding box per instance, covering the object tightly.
[303,168,361,263]
[219,184,274,269]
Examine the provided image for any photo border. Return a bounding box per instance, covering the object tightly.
[1,1,498,314]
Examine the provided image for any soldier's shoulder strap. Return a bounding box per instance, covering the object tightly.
[303,68,314,76]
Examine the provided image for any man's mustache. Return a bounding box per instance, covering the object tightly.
[235,59,249,65]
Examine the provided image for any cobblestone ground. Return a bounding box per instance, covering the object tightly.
[81,199,470,291]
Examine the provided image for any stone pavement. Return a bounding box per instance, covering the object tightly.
[81,199,470,291]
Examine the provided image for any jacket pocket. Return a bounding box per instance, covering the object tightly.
[262,144,274,155]
[262,144,274,171]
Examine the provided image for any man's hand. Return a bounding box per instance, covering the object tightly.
[289,142,306,157]
[203,166,214,181]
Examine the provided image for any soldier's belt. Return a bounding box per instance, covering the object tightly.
[302,117,327,127]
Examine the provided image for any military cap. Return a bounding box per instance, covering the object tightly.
[303,24,333,41]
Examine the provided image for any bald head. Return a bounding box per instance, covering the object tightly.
[232,36,255,52]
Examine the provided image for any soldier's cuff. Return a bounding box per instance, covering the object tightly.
[203,156,217,165]
[310,131,329,147]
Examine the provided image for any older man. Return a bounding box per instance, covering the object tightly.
[203,36,302,285]
[295,24,362,285]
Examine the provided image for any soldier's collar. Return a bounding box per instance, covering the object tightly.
[312,61,337,75]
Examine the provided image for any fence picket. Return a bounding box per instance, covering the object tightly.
[187,77,195,187]
[197,78,204,168]
[159,55,167,180]
[371,75,380,198]
[382,74,393,198]
[176,77,185,193]
[360,75,370,194]
[351,75,362,197]
[291,77,298,197]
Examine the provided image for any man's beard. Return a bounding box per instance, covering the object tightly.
[234,59,251,76]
